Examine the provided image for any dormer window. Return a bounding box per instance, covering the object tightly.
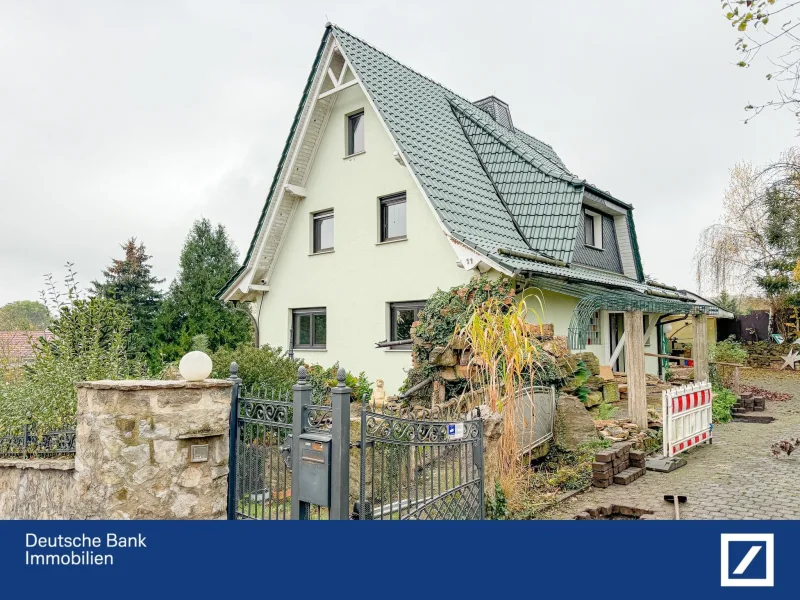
[584,209,603,250]
[346,110,365,156]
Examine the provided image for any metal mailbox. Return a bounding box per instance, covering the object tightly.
[298,432,331,507]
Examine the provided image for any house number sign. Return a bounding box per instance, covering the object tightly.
[190,444,209,463]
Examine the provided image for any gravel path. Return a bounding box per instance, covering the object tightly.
[546,370,800,520]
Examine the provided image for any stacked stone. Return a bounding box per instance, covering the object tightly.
[592,442,646,488]
[753,396,766,412]
[732,391,766,414]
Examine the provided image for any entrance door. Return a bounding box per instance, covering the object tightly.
[609,313,625,372]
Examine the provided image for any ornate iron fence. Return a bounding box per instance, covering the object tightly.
[0,422,76,459]
[227,363,485,521]
[229,377,294,520]
[356,400,484,520]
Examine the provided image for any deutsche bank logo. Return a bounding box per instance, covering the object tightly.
[720,534,774,587]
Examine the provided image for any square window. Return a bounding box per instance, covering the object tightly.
[380,193,407,242]
[292,308,326,349]
[313,210,334,253]
[389,301,425,349]
[347,111,364,155]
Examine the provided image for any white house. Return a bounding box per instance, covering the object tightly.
[219,24,720,412]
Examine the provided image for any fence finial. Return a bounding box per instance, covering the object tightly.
[298,365,307,384]
[229,361,239,378]
[336,366,346,386]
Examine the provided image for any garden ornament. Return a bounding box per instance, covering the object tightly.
[371,378,387,407]
[780,349,799,370]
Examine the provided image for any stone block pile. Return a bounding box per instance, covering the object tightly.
[732,391,766,415]
[591,442,646,489]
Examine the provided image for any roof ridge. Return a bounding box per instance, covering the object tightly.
[332,24,565,162]
[450,98,585,186]
[331,24,470,104]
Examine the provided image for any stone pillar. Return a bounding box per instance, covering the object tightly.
[75,379,232,519]
[692,314,709,383]
[623,310,648,429]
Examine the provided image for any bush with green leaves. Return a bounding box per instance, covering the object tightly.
[305,362,372,404]
[709,336,748,389]
[712,388,737,424]
[209,344,302,393]
[0,295,144,434]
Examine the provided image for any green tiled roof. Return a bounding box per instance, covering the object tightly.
[220,25,649,298]
[332,25,641,276]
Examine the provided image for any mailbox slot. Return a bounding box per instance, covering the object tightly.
[298,432,332,507]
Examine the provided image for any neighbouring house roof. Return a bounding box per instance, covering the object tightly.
[220,24,648,299]
[0,331,51,364]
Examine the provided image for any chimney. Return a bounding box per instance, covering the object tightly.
[473,96,514,131]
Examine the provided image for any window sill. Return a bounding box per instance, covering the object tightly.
[294,348,327,352]
[585,244,604,251]
[343,151,366,160]
[375,238,407,246]
[309,250,334,256]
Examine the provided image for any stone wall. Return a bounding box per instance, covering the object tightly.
[0,379,232,520]
[0,460,77,519]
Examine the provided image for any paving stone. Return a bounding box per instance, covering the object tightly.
[546,372,800,520]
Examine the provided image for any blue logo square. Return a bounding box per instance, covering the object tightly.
[727,541,767,580]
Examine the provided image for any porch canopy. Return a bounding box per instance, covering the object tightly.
[524,277,718,350]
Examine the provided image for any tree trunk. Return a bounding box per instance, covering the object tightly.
[623,310,648,429]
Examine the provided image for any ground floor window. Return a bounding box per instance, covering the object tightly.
[389,301,425,349]
[588,311,601,346]
[292,308,326,349]
[643,314,651,347]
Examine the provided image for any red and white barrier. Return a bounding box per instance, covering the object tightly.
[662,382,713,457]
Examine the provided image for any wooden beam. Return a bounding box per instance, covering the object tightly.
[318,78,358,99]
[609,331,627,369]
[624,310,648,429]
[327,67,338,87]
[283,184,307,198]
[692,314,709,382]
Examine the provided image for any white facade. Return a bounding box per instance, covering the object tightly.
[254,83,473,393]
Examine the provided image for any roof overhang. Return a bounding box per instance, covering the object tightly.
[525,276,718,350]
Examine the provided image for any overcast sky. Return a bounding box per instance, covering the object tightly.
[1,0,796,307]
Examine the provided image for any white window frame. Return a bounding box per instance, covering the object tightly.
[584,209,604,250]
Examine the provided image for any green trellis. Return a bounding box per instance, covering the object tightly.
[523,277,717,350]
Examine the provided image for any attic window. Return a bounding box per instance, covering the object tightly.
[347,110,364,156]
[584,210,603,250]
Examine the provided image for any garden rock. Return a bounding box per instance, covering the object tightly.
[555,394,599,451]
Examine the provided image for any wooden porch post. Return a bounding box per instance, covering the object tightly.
[623,310,648,429]
[692,314,709,382]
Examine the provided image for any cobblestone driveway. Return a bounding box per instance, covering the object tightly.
[548,371,800,520]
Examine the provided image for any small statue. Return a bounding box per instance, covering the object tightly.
[371,378,387,407]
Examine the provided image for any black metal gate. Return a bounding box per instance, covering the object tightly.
[227,363,484,521]
[356,401,484,520]
[228,380,294,520]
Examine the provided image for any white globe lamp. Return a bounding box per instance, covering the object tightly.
[179,351,213,382]
[663,323,673,334]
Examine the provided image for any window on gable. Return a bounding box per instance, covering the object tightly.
[312,210,334,253]
[347,110,364,156]
[293,308,326,349]
[389,301,425,349]
[584,210,603,250]
[380,193,407,242]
